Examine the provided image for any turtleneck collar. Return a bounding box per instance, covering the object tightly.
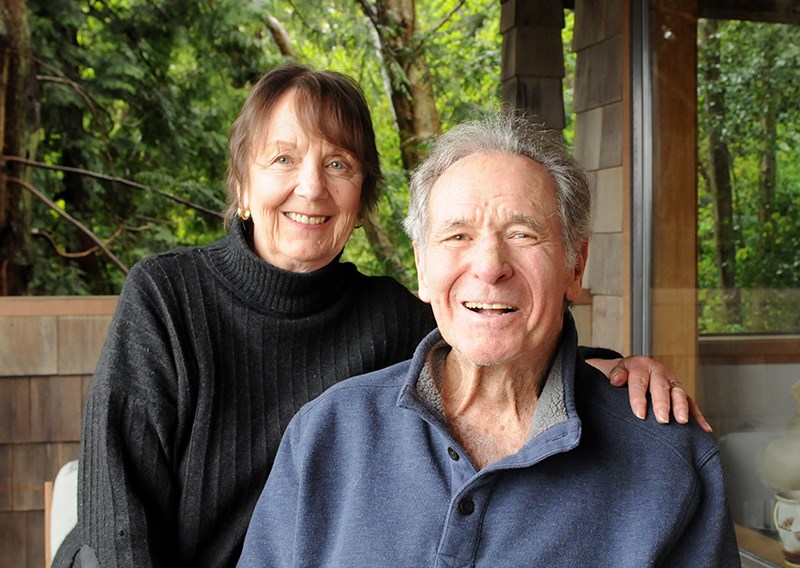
[203,219,353,316]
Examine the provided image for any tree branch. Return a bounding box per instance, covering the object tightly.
[356,0,380,28]
[32,226,125,259]
[3,156,223,218]
[266,16,297,58]
[8,176,129,274]
[31,53,114,133]
[422,0,466,41]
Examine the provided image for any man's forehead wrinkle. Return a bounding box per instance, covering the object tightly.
[434,211,547,232]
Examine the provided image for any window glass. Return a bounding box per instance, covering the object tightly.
[695,18,800,565]
[697,19,800,335]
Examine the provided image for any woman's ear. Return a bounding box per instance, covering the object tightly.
[238,184,249,213]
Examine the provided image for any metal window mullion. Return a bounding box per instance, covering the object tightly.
[630,0,653,355]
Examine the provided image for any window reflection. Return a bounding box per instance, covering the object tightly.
[695,17,800,565]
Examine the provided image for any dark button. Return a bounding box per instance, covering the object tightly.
[458,498,475,516]
[447,447,460,461]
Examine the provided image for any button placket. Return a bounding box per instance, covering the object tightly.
[435,475,496,566]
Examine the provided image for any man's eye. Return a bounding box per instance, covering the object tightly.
[510,230,541,241]
[275,155,291,165]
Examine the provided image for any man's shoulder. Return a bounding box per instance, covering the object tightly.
[284,361,409,437]
[277,359,416,459]
[301,359,412,414]
[575,361,719,466]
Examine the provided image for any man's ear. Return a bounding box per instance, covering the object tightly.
[565,240,589,303]
[413,242,431,304]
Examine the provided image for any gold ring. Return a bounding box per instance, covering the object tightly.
[668,379,682,390]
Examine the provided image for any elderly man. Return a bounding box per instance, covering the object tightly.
[237,112,740,567]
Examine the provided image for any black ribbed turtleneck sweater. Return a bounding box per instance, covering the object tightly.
[70,220,437,567]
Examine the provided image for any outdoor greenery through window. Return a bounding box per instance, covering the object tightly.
[697,19,800,334]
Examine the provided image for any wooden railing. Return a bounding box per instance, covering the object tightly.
[0,296,116,567]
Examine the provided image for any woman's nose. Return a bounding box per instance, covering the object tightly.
[294,161,326,200]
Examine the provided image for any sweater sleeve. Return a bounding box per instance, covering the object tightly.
[78,261,182,568]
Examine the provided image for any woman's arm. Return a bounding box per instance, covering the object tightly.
[77,263,181,567]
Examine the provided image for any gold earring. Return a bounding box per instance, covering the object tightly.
[237,207,251,221]
[355,219,363,229]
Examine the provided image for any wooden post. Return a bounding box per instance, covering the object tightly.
[500,0,566,130]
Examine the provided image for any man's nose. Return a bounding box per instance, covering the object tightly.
[471,241,513,284]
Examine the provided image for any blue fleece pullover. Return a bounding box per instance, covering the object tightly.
[238,317,740,567]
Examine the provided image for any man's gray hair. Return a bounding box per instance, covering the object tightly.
[403,111,591,271]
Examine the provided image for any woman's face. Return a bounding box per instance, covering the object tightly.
[241,90,364,273]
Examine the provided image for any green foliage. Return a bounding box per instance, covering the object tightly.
[697,19,800,333]
[561,11,576,151]
[27,0,280,293]
[26,0,504,295]
[266,0,502,290]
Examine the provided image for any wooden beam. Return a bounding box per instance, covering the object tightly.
[699,0,800,24]
[649,0,699,396]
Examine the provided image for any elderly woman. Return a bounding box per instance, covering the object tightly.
[237,111,738,567]
[60,65,702,568]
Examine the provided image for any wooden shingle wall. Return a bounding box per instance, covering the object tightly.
[573,0,629,355]
[0,297,115,567]
[499,0,596,343]
[500,0,567,130]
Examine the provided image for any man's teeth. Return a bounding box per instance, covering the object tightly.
[286,212,327,225]
[464,302,516,311]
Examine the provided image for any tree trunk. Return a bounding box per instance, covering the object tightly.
[700,20,741,325]
[757,37,777,229]
[752,41,779,332]
[0,0,35,295]
[356,0,441,284]
[359,0,441,171]
[49,7,108,292]
[271,3,442,286]
[758,105,777,225]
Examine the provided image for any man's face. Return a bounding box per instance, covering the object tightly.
[415,150,588,369]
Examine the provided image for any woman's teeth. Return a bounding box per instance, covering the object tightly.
[286,212,327,225]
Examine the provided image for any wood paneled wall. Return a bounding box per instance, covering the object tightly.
[500,0,567,130]
[0,297,115,567]
[573,0,629,355]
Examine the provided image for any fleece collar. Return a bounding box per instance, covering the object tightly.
[399,312,583,470]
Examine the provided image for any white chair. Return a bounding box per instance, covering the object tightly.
[44,460,79,567]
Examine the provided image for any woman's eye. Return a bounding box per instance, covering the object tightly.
[274,155,291,165]
[328,160,346,170]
